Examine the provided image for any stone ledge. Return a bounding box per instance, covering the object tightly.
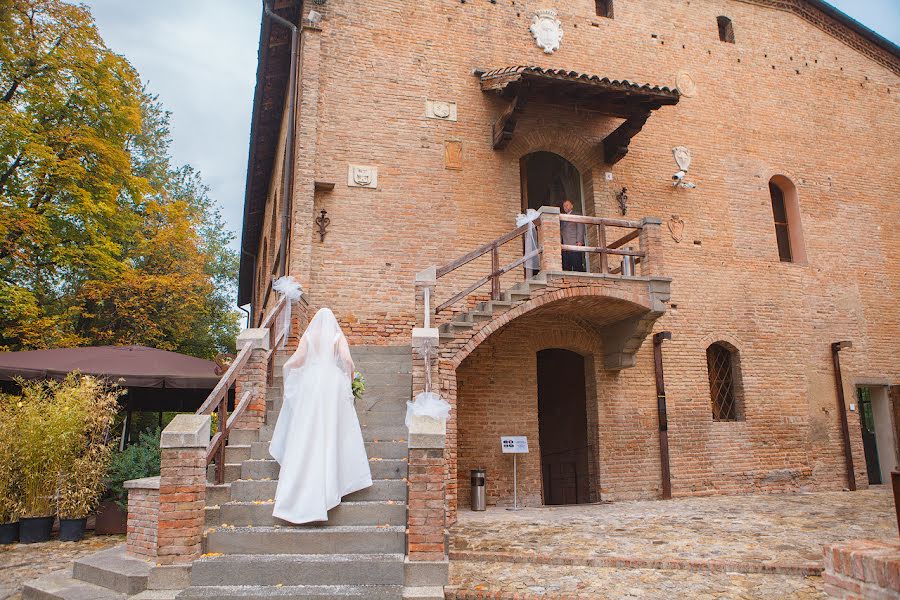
[450,550,822,577]
[823,538,900,597]
[125,476,161,490]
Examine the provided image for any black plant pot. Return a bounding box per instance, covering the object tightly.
[0,521,19,544]
[58,518,87,542]
[19,516,54,544]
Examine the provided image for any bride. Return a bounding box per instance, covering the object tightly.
[269,307,372,524]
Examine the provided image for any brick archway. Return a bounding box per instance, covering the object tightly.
[437,278,664,521]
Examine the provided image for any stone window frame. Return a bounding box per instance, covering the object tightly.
[717,16,735,43]
[706,341,745,422]
[595,0,613,19]
[768,175,807,265]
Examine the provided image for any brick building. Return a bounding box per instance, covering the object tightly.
[239,0,900,514]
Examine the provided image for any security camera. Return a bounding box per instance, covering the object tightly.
[672,170,686,183]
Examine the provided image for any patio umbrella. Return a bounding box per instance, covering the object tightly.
[0,345,221,389]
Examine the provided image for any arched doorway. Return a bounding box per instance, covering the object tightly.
[537,348,591,505]
[520,151,584,213]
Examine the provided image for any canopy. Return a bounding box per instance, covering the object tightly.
[0,346,221,389]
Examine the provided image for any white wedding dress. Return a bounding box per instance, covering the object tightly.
[269,308,372,524]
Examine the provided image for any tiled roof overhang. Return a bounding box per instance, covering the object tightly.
[480,66,680,119]
[480,66,680,164]
[238,0,302,307]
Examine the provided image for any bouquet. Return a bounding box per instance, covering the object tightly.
[352,372,365,402]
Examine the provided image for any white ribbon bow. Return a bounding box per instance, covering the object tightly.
[272,277,303,348]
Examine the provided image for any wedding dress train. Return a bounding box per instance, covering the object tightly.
[269,308,372,524]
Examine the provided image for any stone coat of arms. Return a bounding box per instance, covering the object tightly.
[531,9,563,54]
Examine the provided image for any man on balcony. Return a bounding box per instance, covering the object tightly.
[560,199,586,272]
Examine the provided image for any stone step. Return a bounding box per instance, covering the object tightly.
[207,463,242,484]
[205,505,221,527]
[178,584,404,599]
[228,429,260,446]
[72,546,151,595]
[190,553,405,587]
[225,444,251,463]
[229,478,407,503]
[354,373,412,387]
[206,484,231,506]
[241,459,407,481]
[218,501,406,527]
[357,411,407,428]
[403,587,445,600]
[132,592,180,600]
[23,570,125,600]
[259,424,407,444]
[250,440,408,461]
[205,525,406,555]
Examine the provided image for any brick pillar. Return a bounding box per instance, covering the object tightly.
[233,328,271,431]
[639,217,665,276]
[125,476,160,559]
[538,206,563,272]
[156,415,210,565]
[286,296,311,349]
[407,329,450,576]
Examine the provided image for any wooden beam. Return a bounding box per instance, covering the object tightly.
[602,111,651,165]
[492,92,527,150]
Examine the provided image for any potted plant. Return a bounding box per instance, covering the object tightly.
[17,379,70,543]
[99,428,161,534]
[0,396,23,544]
[57,377,119,542]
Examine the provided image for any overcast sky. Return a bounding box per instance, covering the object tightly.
[85,0,899,260]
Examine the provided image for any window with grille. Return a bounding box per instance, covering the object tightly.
[717,16,735,43]
[596,0,613,18]
[707,342,742,421]
[769,181,793,262]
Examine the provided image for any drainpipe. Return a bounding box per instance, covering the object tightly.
[831,340,856,491]
[263,0,300,280]
[653,331,673,499]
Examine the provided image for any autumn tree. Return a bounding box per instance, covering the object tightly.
[0,0,239,358]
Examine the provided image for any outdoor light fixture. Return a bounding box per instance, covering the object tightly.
[315,209,331,242]
[617,187,629,215]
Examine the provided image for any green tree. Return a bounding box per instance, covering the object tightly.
[0,0,239,358]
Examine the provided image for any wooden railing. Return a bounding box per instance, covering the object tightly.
[200,295,289,484]
[434,221,542,314]
[559,214,645,275]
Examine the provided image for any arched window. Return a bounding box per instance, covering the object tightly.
[717,16,735,43]
[595,0,613,18]
[706,342,743,421]
[768,176,806,264]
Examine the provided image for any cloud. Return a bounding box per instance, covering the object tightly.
[85,0,261,254]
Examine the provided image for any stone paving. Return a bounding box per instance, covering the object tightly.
[448,487,897,598]
[0,533,123,600]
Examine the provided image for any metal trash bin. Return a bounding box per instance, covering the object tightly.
[471,469,486,511]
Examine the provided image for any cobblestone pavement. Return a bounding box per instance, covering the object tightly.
[448,560,826,599]
[451,488,895,570]
[0,534,123,600]
[449,487,896,598]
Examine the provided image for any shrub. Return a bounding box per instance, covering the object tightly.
[0,397,23,523]
[105,428,161,509]
[57,377,121,519]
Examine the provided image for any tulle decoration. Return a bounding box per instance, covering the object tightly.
[273,276,303,349]
[516,208,541,275]
[406,336,452,428]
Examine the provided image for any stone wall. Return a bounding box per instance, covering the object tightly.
[253,0,898,505]
[823,539,900,599]
[125,477,159,559]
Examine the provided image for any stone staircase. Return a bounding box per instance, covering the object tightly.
[437,274,548,340]
[24,346,442,600]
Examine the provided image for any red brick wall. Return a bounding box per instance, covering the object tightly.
[125,484,159,559]
[823,539,900,599]
[253,0,898,505]
[156,448,206,565]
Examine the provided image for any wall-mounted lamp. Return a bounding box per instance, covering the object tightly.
[315,209,331,242]
[616,187,629,215]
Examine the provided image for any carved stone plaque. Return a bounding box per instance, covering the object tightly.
[348,165,378,189]
[672,147,692,172]
[426,100,458,122]
[675,71,697,97]
[444,141,462,170]
[531,9,563,54]
[667,215,685,243]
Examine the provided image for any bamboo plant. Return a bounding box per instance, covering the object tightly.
[0,397,23,524]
